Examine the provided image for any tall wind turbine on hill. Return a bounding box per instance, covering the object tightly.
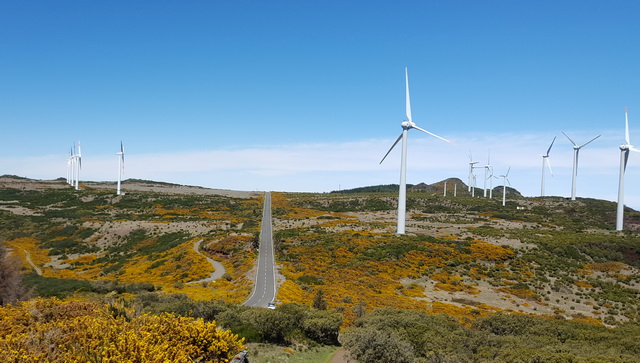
[500,167,511,207]
[540,137,556,196]
[380,68,452,234]
[116,142,125,195]
[616,107,639,231]
[70,145,77,187]
[74,141,81,191]
[468,152,478,193]
[66,148,73,185]
[562,132,600,201]
[483,150,491,198]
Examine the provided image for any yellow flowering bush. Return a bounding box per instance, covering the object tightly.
[0,298,245,362]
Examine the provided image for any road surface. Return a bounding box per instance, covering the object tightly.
[244,192,277,307]
[186,239,226,284]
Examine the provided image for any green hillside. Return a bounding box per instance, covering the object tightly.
[1,177,640,362]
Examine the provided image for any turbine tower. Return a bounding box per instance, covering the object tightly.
[380,68,451,234]
[70,145,77,187]
[468,151,478,192]
[616,107,639,231]
[66,148,73,185]
[74,141,81,191]
[483,150,491,198]
[540,137,556,196]
[562,132,600,201]
[116,142,125,195]
[500,167,511,207]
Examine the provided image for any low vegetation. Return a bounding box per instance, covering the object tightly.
[2,177,640,362]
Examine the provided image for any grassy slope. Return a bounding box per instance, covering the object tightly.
[2,179,640,361]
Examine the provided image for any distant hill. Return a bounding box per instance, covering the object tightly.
[333,177,522,197]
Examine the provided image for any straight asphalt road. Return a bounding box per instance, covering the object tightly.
[244,192,277,307]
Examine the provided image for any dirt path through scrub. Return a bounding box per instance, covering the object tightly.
[187,239,226,283]
[20,248,42,276]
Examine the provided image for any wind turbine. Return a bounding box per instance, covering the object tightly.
[66,148,73,185]
[616,107,639,231]
[74,141,81,190]
[116,142,125,195]
[500,167,511,207]
[380,68,452,234]
[70,145,77,187]
[468,151,478,193]
[483,150,492,198]
[540,137,556,196]
[562,132,600,201]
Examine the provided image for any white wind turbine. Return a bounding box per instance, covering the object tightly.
[616,107,639,231]
[70,145,77,187]
[468,151,478,193]
[483,150,492,198]
[540,137,556,196]
[380,68,452,234]
[562,132,600,201]
[500,167,511,207]
[74,141,82,190]
[66,148,73,185]
[116,142,125,195]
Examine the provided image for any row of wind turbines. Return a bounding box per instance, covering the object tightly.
[381,68,637,234]
[65,142,126,195]
[466,151,510,206]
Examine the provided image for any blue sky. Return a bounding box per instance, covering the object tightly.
[1,1,640,209]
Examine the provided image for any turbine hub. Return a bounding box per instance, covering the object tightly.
[401,121,412,129]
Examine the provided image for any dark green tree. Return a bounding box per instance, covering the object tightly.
[312,288,327,310]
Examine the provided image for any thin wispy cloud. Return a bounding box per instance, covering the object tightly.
[2,130,638,209]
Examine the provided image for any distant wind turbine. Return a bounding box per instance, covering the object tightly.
[74,141,81,191]
[468,151,478,193]
[66,148,73,185]
[483,150,491,198]
[562,132,600,201]
[380,68,452,234]
[70,144,77,188]
[540,137,556,196]
[500,167,511,207]
[116,142,125,195]
[616,107,639,231]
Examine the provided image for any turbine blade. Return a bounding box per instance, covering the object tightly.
[579,134,601,148]
[546,136,556,156]
[506,166,511,177]
[405,68,412,123]
[412,125,452,143]
[506,177,511,186]
[380,133,403,164]
[562,132,577,146]
[629,145,640,153]
[546,157,553,176]
[625,107,631,145]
